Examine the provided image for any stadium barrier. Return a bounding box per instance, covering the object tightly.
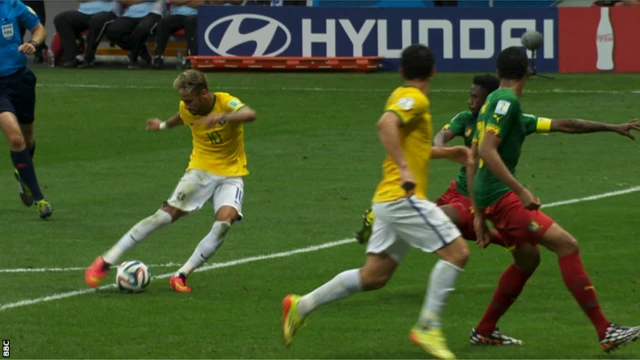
[193,5,640,73]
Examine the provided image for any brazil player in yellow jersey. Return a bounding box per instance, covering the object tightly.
[85,69,257,293]
[282,45,471,360]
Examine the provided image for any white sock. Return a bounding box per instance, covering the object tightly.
[175,221,230,277]
[103,209,172,265]
[297,269,363,317]
[418,260,463,330]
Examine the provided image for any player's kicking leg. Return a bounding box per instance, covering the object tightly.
[538,223,640,352]
[85,204,183,287]
[169,177,244,293]
[85,169,211,288]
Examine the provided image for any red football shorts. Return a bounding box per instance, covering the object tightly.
[435,180,475,240]
[482,191,555,249]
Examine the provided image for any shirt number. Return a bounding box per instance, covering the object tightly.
[207,131,223,144]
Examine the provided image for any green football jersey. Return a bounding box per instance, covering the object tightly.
[472,89,526,209]
[442,111,476,196]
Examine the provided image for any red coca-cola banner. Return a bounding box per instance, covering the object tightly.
[559,7,639,73]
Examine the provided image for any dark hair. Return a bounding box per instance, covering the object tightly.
[472,74,500,94]
[496,46,529,80]
[400,44,435,81]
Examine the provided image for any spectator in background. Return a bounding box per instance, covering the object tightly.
[152,0,202,70]
[20,0,47,63]
[105,0,165,68]
[211,0,244,4]
[592,0,639,5]
[54,0,121,68]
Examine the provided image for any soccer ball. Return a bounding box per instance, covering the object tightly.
[116,260,151,293]
[521,30,543,50]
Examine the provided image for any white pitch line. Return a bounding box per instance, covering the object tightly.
[0,239,354,311]
[35,83,640,95]
[0,262,185,274]
[1,186,639,276]
[1,186,638,312]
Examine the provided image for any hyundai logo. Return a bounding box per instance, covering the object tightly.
[204,14,291,57]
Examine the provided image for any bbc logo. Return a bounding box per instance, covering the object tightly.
[2,340,9,358]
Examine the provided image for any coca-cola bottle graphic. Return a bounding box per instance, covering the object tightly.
[596,7,614,71]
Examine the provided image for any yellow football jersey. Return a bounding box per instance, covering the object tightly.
[179,92,249,177]
[373,86,432,203]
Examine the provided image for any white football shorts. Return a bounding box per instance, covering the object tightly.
[366,195,461,263]
[166,169,244,219]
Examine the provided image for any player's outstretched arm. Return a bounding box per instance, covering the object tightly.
[146,112,185,131]
[550,119,640,140]
[431,146,471,165]
[377,112,415,195]
[433,129,456,147]
[479,132,540,210]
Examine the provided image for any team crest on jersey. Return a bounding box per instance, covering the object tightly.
[465,127,473,138]
[175,191,187,201]
[528,220,542,233]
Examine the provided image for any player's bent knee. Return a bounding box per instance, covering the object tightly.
[7,133,26,151]
[215,206,239,224]
[0,115,26,151]
[513,247,541,273]
[540,223,580,257]
[360,253,397,291]
[360,270,392,291]
[160,204,185,222]
[436,237,469,268]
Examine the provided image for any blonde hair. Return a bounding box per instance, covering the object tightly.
[173,69,209,94]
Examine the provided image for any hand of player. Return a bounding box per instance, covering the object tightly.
[614,119,640,140]
[18,43,36,55]
[194,113,226,128]
[399,167,416,197]
[473,214,492,249]
[516,187,541,210]
[448,146,473,166]
[145,118,163,131]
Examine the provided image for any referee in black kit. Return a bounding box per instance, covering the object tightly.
[0,0,53,219]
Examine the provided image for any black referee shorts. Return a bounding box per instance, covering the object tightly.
[0,67,37,124]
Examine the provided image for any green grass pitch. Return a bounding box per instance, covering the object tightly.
[0,69,639,359]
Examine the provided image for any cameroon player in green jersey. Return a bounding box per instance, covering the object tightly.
[467,46,640,352]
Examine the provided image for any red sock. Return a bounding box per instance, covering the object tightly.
[475,264,533,335]
[558,253,610,340]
